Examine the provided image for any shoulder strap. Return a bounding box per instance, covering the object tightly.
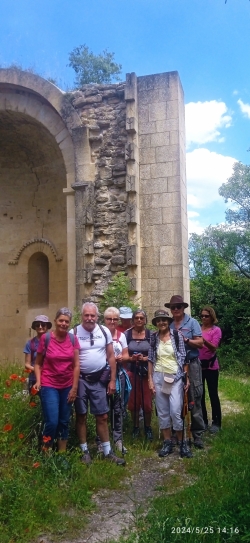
[125,327,133,344]
[173,329,179,352]
[68,332,75,346]
[30,338,37,363]
[99,324,108,344]
[116,330,122,343]
[45,332,51,349]
[145,328,151,341]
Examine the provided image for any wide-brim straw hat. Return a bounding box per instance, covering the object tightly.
[164,295,189,309]
[152,309,173,326]
[31,315,52,330]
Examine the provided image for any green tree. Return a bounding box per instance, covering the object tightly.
[68,44,122,87]
[99,272,138,316]
[219,162,250,227]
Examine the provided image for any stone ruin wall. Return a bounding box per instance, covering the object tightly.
[0,69,189,359]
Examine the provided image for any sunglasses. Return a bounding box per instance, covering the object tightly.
[155,317,169,323]
[90,332,94,346]
[35,322,47,328]
[170,304,183,310]
[134,316,145,320]
[201,314,210,318]
[105,317,119,322]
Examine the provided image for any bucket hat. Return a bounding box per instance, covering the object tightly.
[152,309,173,326]
[31,315,52,330]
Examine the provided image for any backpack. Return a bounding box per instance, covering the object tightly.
[73,323,108,344]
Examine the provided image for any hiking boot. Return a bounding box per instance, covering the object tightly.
[115,440,128,454]
[204,424,209,432]
[80,451,92,465]
[96,442,103,454]
[179,441,193,458]
[104,450,126,466]
[132,426,140,438]
[193,437,204,449]
[145,426,153,441]
[209,424,221,434]
[158,439,173,457]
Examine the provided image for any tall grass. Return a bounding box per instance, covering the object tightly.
[117,374,250,543]
[0,362,127,543]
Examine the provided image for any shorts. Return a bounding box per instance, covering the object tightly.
[74,377,109,416]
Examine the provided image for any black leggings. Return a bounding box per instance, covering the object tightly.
[201,369,221,427]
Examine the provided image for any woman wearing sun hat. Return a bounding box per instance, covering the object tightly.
[23,315,52,393]
[148,309,192,458]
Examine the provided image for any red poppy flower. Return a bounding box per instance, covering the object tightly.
[29,402,37,408]
[3,393,11,399]
[5,380,11,387]
[24,368,32,374]
[10,374,18,380]
[42,436,51,443]
[30,386,38,396]
[18,433,25,439]
[32,462,40,468]
[19,377,26,383]
[3,424,13,432]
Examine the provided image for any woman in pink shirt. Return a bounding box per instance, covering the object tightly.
[34,308,80,452]
[199,306,222,434]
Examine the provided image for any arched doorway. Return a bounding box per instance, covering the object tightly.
[0,69,82,359]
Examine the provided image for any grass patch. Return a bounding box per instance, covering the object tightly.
[115,373,250,543]
[0,362,129,542]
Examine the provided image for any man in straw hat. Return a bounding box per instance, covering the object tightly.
[165,295,205,449]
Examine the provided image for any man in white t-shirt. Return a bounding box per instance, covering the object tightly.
[72,302,125,466]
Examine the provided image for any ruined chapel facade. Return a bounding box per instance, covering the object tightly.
[0,68,189,359]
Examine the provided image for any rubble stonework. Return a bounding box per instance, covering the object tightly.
[0,68,189,359]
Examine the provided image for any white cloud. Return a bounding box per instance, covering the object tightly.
[186,148,236,209]
[188,218,205,236]
[188,211,199,218]
[185,100,232,147]
[237,99,250,119]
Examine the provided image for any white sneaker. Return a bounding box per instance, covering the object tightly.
[115,440,128,454]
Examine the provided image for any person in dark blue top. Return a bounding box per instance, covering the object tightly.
[165,295,205,449]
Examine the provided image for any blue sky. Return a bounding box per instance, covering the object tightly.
[1,0,250,233]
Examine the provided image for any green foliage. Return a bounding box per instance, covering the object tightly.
[99,272,138,315]
[68,44,122,87]
[219,161,250,227]
[71,306,82,328]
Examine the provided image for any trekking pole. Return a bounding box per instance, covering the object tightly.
[139,362,147,437]
[180,372,188,458]
[118,371,124,455]
[110,394,115,446]
[133,356,137,430]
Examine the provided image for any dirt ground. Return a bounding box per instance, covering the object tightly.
[37,394,243,543]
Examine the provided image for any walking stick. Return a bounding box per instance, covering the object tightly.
[180,372,188,458]
[139,362,147,436]
[133,356,137,429]
[110,394,115,445]
[118,371,125,455]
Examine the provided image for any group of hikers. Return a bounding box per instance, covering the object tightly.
[23,295,222,466]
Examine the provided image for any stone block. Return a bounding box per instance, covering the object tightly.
[139,121,156,135]
[168,176,181,193]
[125,72,137,102]
[141,278,158,292]
[162,206,182,224]
[155,145,179,163]
[126,117,138,133]
[138,104,149,122]
[140,178,168,194]
[141,246,160,267]
[140,208,163,226]
[158,277,183,292]
[138,134,151,148]
[126,245,138,266]
[126,204,139,224]
[149,101,167,122]
[126,175,139,193]
[160,245,183,266]
[139,164,151,180]
[150,162,173,179]
[156,119,179,133]
[139,147,156,165]
[150,132,170,147]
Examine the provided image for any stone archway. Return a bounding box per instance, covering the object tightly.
[0,69,82,359]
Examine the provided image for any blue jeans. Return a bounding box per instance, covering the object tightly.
[40,386,72,442]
